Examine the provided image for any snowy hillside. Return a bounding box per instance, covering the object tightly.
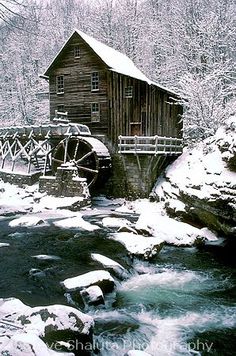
[153,116,236,236]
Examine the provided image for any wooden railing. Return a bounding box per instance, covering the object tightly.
[118,135,183,155]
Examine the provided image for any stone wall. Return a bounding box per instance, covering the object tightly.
[104,153,177,198]
[0,171,41,187]
[39,164,90,201]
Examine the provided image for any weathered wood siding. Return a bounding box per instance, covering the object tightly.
[108,72,183,143]
[48,32,182,144]
[49,33,109,136]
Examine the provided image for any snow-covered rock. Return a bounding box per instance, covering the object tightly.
[31,254,61,261]
[125,351,152,356]
[153,117,236,237]
[91,253,129,279]
[61,270,115,293]
[135,213,218,246]
[0,297,94,355]
[0,332,74,356]
[80,285,104,306]
[102,217,131,228]
[9,216,46,228]
[35,195,89,212]
[53,215,99,231]
[109,232,164,260]
[0,242,10,248]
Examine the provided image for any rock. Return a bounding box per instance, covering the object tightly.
[109,232,164,260]
[29,268,46,279]
[91,253,129,279]
[80,286,104,306]
[102,217,131,228]
[117,225,138,234]
[31,254,61,261]
[53,215,99,231]
[61,270,115,293]
[125,351,152,356]
[0,242,10,248]
[0,297,94,356]
[135,213,218,247]
[0,332,74,356]
[9,216,46,228]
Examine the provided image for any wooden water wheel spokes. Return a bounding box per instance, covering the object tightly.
[52,137,100,187]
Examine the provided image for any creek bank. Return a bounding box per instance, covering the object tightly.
[152,117,236,237]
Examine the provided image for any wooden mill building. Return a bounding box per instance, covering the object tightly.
[43,30,183,145]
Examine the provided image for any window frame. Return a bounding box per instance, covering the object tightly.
[56,75,64,94]
[74,45,80,58]
[91,72,99,91]
[124,86,133,98]
[91,102,100,122]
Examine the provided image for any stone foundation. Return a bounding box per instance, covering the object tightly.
[0,171,41,187]
[104,154,178,198]
[39,164,90,202]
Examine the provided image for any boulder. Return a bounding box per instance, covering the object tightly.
[109,232,164,260]
[61,270,115,294]
[0,332,74,356]
[91,253,129,279]
[0,297,94,356]
[80,286,104,306]
[102,217,131,228]
[9,216,46,228]
[135,213,218,247]
[0,242,10,248]
[125,351,152,356]
[118,225,138,234]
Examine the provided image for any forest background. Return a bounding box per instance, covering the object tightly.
[0,0,235,143]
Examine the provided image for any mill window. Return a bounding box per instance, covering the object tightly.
[91,102,100,122]
[56,75,64,94]
[74,45,80,58]
[91,72,99,91]
[125,86,133,98]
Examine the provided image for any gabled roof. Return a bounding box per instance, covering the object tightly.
[43,29,177,96]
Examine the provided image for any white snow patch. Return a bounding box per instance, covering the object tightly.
[135,213,218,246]
[9,216,46,228]
[109,232,164,259]
[91,253,124,269]
[126,351,152,356]
[31,254,61,261]
[53,215,99,231]
[61,270,114,291]
[102,217,131,228]
[34,195,86,211]
[0,243,10,248]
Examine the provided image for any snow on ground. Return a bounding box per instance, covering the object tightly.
[34,195,87,212]
[153,117,236,202]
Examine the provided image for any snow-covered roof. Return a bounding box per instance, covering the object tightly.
[44,29,177,96]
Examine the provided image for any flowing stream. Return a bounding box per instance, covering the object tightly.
[0,197,235,356]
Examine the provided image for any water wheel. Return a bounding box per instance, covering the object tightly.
[51,136,111,187]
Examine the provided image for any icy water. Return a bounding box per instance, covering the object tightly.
[0,198,235,356]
